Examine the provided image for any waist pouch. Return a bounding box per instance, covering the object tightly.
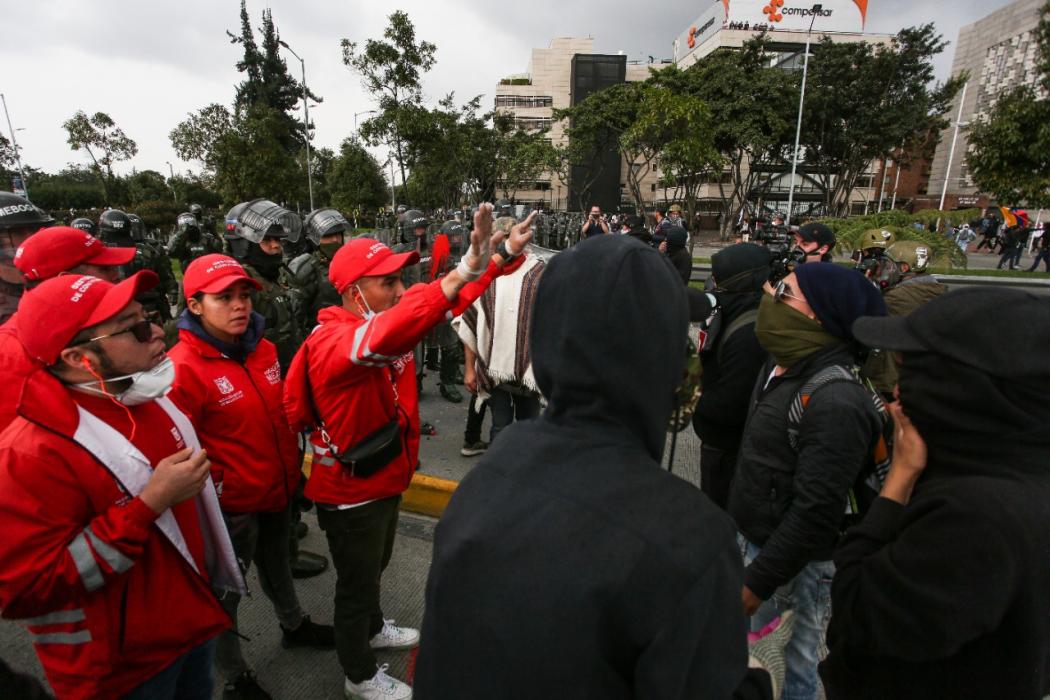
[330,418,403,478]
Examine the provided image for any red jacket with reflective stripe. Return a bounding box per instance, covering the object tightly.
[0,316,35,432]
[168,331,302,514]
[0,370,231,700]
[285,279,455,506]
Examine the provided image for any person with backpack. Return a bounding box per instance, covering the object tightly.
[691,243,770,509]
[821,288,1050,699]
[728,263,887,700]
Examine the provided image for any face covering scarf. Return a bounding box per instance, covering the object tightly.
[754,293,838,368]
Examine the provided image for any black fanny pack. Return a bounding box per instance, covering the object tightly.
[327,418,403,478]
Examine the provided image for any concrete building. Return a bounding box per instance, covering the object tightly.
[494,1,893,216]
[928,0,1046,208]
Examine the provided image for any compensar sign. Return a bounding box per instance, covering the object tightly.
[675,0,869,60]
[729,0,868,32]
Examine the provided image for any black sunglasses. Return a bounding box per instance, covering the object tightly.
[71,319,154,346]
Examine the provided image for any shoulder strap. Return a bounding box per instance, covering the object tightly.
[786,364,858,451]
[715,307,759,365]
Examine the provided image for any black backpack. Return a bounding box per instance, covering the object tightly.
[786,364,893,529]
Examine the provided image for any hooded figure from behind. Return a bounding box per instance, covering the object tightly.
[415,235,760,699]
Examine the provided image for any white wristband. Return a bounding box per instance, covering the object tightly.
[457,255,484,281]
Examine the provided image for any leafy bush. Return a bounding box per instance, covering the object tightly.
[819,208,980,269]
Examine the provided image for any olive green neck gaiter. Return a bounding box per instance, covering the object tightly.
[754,293,839,368]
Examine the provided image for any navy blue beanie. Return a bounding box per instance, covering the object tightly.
[794,263,886,341]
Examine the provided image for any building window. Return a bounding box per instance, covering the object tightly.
[495,95,554,108]
[513,116,552,131]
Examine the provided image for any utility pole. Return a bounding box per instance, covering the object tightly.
[165,161,177,203]
[279,40,314,211]
[785,4,822,227]
[1,94,29,201]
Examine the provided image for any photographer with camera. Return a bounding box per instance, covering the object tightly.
[579,204,610,240]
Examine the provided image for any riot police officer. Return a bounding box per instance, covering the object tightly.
[0,192,54,323]
[168,211,223,272]
[69,217,98,237]
[289,207,348,330]
[224,199,305,373]
[97,209,177,323]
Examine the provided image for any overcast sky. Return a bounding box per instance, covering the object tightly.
[0,0,1016,178]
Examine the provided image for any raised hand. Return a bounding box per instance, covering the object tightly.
[469,203,495,262]
[505,211,538,256]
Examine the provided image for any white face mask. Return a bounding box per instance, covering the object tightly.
[353,284,376,320]
[76,356,176,406]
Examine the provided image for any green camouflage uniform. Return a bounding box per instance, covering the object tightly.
[288,250,340,332]
[243,262,305,374]
[123,241,177,323]
[168,228,225,272]
[863,275,949,395]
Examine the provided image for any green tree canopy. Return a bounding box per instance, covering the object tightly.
[342,10,436,190]
[61,110,138,204]
[328,137,389,214]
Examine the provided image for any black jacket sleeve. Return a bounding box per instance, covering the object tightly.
[827,495,1016,661]
[745,382,879,599]
[693,320,766,447]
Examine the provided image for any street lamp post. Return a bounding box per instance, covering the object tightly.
[278,40,314,211]
[785,4,822,227]
[165,161,177,203]
[939,80,969,212]
[1,94,29,201]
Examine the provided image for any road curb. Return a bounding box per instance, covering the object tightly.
[302,454,458,518]
[402,473,459,518]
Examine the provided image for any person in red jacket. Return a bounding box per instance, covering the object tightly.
[0,225,135,431]
[167,254,334,700]
[283,204,534,700]
[0,270,242,700]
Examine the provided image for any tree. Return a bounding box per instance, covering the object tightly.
[127,169,173,205]
[328,137,389,214]
[342,10,437,191]
[553,92,631,213]
[0,134,17,185]
[170,103,234,170]
[62,110,138,204]
[799,25,964,217]
[650,39,794,238]
[966,1,1050,208]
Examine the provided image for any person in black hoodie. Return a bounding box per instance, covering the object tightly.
[660,225,693,284]
[820,288,1050,699]
[692,243,771,509]
[415,235,771,699]
[728,263,886,700]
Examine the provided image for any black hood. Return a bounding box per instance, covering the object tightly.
[531,235,687,460]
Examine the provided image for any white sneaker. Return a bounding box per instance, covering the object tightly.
[369,618,420,650]
[344,664,412,700]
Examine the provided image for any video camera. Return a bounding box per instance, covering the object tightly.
[768,246,807,283]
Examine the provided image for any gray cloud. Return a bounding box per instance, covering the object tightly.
[0,0,1017,177]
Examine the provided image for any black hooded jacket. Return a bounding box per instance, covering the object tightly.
[820,352,1050,699]
[415,236,766,699]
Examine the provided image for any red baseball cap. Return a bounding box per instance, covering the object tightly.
[16,270,159,365]
[329,238,419,294]
[182,254,262,300]
[14,226,135,283]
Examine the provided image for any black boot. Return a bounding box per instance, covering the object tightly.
[290,550,328,579]
[223,671,272,700]
[281,614,335,649]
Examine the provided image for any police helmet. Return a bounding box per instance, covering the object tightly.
[189,203,203,219]
[127,212,146,241]
[70,217,98,237]
[98,209,134,244]
[493,199,514,218]
[885,240,930,273]
[177,212,200,237]
[303,208,350,245]
[861,228,895,251]
[225,199,302,244]
[0,192,54,234]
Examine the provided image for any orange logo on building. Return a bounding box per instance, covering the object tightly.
[763,0,784,22]
[688,26,697,48]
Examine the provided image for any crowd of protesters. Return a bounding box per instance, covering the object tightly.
[0,189,1047,700]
